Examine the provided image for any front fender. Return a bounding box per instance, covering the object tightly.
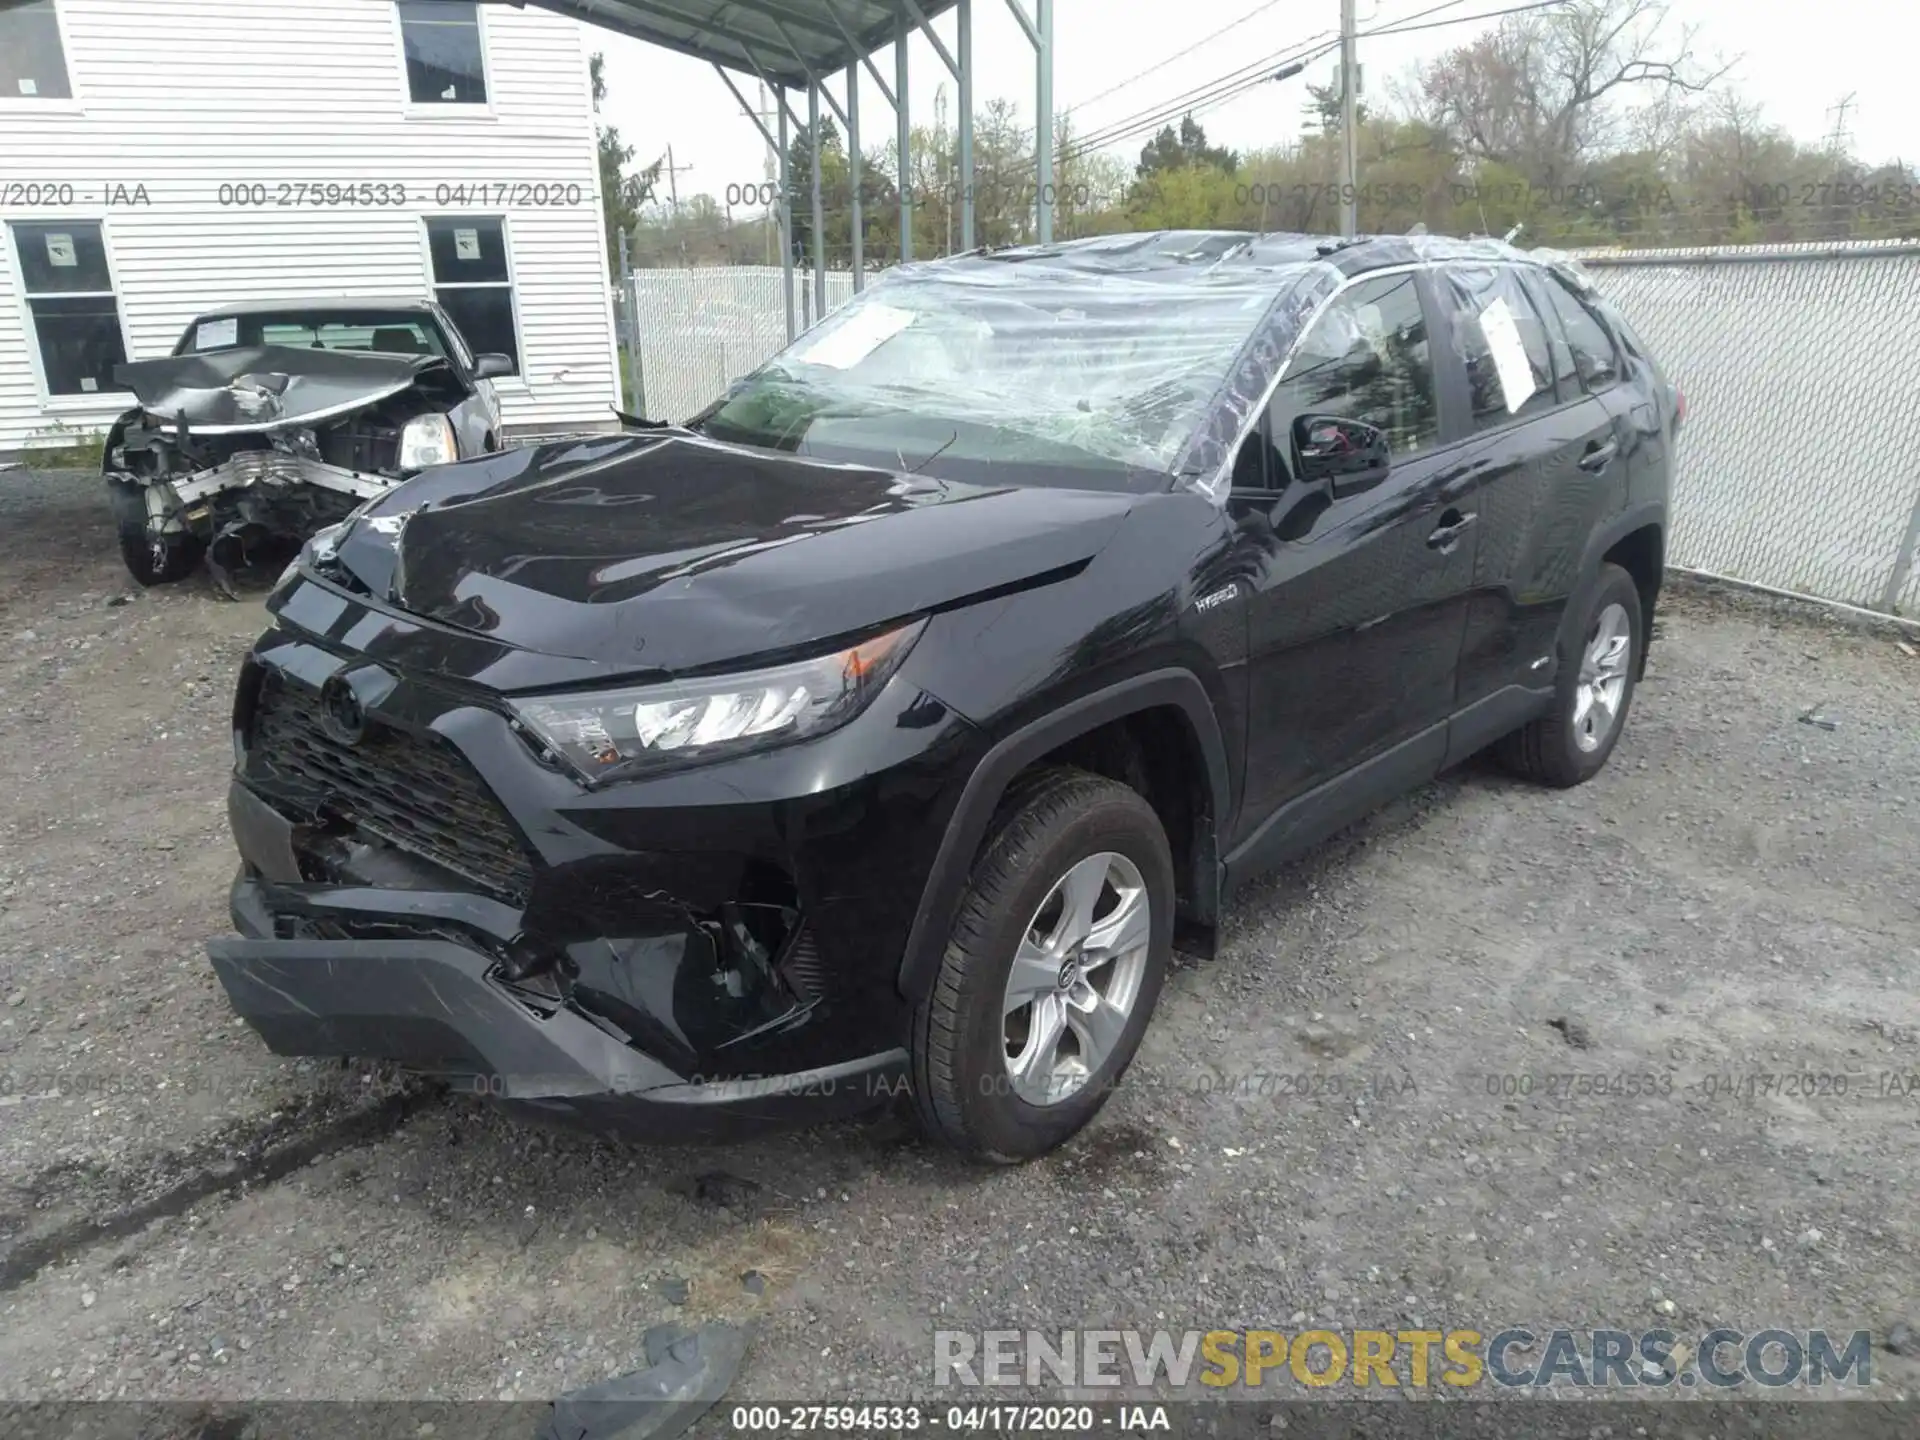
[894,667,1231,1003]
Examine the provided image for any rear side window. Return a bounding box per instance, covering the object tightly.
[1538,275,1622,391]
[1435,265,1556,430]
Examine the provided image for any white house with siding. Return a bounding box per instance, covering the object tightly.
[0,0,622,456]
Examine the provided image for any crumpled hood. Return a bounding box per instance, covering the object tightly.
[328,433,1138,672]
[114,345,467,435]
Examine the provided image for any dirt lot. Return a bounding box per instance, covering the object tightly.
[2,467,1917,1424]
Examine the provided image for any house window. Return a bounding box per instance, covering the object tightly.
[398,1,487,105]
[425,217,519,368]
[0,0,73,99]
[10,221,127,396]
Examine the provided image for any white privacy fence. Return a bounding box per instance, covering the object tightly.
[1581,240,1920,616]
[624,266,857,426]
[622,246,1920,618]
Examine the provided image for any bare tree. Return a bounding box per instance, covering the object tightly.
[1418,0,1731,180]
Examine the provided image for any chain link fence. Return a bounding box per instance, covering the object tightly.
[622,266,858,426]
[1582,240,1920,617]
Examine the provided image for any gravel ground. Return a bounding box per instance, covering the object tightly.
[1,467,1917,1423]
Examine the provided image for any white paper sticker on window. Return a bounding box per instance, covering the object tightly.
[19,78,39,95]
[789,303,914,370]
[80,377,99,392]
[1478,296,1535,414]
[45,233,77,268]
[195,317,239,350]
[454,228,481,261]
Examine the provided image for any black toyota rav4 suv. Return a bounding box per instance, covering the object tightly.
[210,231,1680,1163]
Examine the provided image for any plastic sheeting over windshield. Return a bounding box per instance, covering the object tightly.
[715,244,1340,494]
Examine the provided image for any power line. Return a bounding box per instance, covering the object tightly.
[1064,0,1295,118]
[1064,0,1575,165]
[1066,35,1334,153]
[1365,0,1572,37]
[1361,0,1478,34]
[1063,35,1337,160]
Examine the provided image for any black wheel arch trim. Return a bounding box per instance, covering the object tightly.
[895,668,1231,1003]
[1565,501,1666,670]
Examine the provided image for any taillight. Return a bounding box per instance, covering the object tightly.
[1674,386,1687,427]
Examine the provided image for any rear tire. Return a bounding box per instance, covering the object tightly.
[108,478,203,586]
[1498,562,1642,788]
[910,767,1174,1164]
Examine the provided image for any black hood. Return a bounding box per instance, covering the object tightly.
[114,345,468,434]
[327,434,1138,673]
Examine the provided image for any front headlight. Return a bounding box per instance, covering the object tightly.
[398,414,457,470]
[510,619,927,780]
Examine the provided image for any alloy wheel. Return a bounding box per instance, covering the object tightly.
[1573,601,1633,753]
[1000,851,1152,1106]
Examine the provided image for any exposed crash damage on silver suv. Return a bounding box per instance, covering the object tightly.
[102,300,509,595]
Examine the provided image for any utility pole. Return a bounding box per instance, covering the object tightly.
[760,81,776,265]
[935,85,951,257]
[659,145,694,266]
[1824,93,1856,157]
[1338,0,1359,237]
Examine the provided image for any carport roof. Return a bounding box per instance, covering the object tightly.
[517,0,959,88]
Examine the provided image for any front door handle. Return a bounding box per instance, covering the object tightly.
[1427,510,1478,551]
[1579,439,1620,472]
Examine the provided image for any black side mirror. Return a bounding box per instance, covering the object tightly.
[1292,414,1390,498]
[473,353,515,380]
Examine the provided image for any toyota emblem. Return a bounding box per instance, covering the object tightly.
[319,673,367,745]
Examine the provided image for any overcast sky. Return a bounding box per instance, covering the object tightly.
[593,0,1908,220]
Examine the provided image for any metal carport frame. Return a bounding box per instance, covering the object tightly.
[515,0,1055,339]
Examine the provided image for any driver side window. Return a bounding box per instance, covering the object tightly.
[1257,271,1440,488]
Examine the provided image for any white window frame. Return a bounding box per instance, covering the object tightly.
[393,0,494,119]
[0,0,82,111]
[418,214,526,389]
[7,215,135,410]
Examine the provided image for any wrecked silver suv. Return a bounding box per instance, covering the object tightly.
[103,299,510,594]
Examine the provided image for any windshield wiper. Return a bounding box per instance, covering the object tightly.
[611,405,700,436]
[897,431,958,476]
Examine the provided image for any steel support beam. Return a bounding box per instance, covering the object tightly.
[847,61,864,290]
[1003,0,1053,242]
[897,7,912,263]
[773,19,851,128]
[900,0,960,78]
[821,1,896,107]
[602,0,792,76]
[778,90,795,341]
[1036,0,1053,242]
[957,0,973,249]
[1339,0,1358,237]
[809,81,827,317]
[745,55,807,134]
[714,62,778,150]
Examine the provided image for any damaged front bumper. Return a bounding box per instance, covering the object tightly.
[170,449,395,510]
[137,449,396,548]
[215,877,906,1138]
[205,595,979,1138]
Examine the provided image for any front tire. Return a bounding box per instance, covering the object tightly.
[910,768,1174,1164]
[108,478,203,586]
[1499,562,1643,787]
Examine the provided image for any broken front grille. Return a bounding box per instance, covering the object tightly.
[247,674,536,904]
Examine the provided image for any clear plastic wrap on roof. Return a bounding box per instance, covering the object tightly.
[698,233,1346,499]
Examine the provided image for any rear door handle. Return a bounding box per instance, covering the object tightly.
[1427,510,1477,551]
[1579,439,1620,472]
